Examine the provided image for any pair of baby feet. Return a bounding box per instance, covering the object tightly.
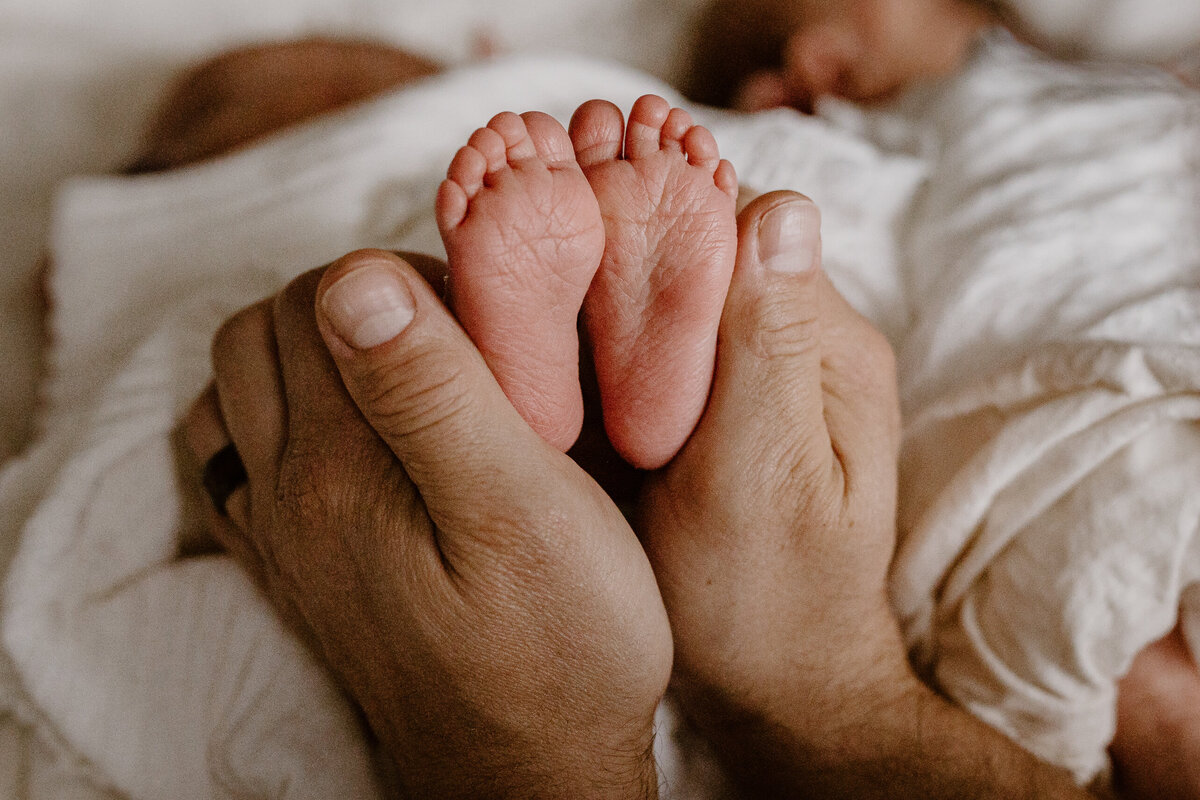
[436,95,739,469]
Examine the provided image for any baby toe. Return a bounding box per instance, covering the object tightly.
[661,107,694,152]
[683,125,721,172]
[520,111,575,165]
[714,160,739,199]
[435,179,470,232]
[487,111,538,162]
[625,95,671,160]
[467,126,509,174]
[446,144,489,198]
[570,99,625,169]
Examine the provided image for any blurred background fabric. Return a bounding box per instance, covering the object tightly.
[0,0,707,466]
[1005,0,1200,62]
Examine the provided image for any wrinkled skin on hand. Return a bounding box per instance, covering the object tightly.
[187,252,670,800]
[636,193,908,740]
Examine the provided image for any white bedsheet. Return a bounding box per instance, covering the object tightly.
[1006,0,1200,62]
[2,31,1199,800]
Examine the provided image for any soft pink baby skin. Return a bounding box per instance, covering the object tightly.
[435,96,738,469]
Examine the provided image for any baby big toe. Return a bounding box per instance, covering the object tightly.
[569,100,625,169]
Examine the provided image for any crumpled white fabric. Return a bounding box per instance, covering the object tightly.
[888,34,1200,780]
[1,55,921,800]
[1005,0,1200,62]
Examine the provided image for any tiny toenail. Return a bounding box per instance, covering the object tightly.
[322,264,415,350]
[759,200,820,273]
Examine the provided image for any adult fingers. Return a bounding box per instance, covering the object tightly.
[179,380,340,670]
[270,266,418,530]
[179,384,269,581]
[301,250,552,516]
[702,191,835,493]
[210,298,286,521]
[705,191,899,505]
[180,382,241,530]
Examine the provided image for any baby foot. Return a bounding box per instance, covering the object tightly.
[569,95,738,469]
[437,111,605,451]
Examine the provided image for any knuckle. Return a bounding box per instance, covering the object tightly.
[267,453,356,576]
[277,267,324,318]
[273,448,337,524]
[356,344,475,440]
[274,433,376,522]
[744,290,821,363]
[211,301,269,365]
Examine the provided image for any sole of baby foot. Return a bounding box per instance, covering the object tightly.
[436,110,605,452]
[569,95,738,470]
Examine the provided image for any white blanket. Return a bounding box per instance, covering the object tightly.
[2,35,1199,797]
[1006,0,1200,62]
[889,38,1200,779]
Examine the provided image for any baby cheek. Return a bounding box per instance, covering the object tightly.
[779,0,912,103]
[781,23,859,103]
[784,0,985,103]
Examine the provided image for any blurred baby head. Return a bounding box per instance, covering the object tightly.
[778,0,992,104]
[687,0,1198,111]
[686,0,993,110]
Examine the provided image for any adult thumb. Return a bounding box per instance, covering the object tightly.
[702,192,834,482]
[704,191,899,502]
[313,249,549,495]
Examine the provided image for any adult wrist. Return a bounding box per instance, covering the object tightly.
[667,611,927,797]
[676,598,913,734]
[372,705,661,800]
[675,657,1089,799]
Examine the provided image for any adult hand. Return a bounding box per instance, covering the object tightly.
[184,250,671,800]
[641,190,905,735]
[640,192,1089,799]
